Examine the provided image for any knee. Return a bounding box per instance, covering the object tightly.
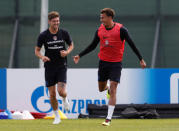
[110,89,116,96]
[98,81,107,92]
[50,94,56,100]
[99,87,105,92]
[98,85,106,92]
[109,86,117,96]
[99,86,105,92]
[59,90,67,97]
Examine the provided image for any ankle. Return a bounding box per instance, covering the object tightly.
[105,119,111,122]
[53,110,60,118]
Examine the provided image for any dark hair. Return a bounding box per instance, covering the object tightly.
[100,8,115,19]
[48,11,60,20]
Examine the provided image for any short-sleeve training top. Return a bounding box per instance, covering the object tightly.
[37,28,72,68]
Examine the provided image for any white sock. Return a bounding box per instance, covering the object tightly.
[63,97,68,102]
[53,110,60,118]
[106,82,110,90]
[106,86,110,91]
[106,105,115,120]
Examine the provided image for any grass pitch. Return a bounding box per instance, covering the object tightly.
[0,119,179,131]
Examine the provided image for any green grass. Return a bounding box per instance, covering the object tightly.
[0,119,179,131]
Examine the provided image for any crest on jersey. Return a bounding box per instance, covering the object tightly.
[105,40,109,45]
[53,36,57,41]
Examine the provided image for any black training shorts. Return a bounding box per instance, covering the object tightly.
[98,60,122,83]
[45,66,67,87]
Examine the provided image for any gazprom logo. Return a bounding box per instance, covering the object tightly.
[170,73,179,103]
[31,86,106,114]
[31,86,52,113]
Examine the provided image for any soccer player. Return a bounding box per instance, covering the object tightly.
[73,8,146,126]
[35,11,74,124]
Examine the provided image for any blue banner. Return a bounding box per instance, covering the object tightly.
[121,69,179,104]
[0,69,7,109]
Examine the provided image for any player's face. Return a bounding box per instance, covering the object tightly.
[49,17,60,30]
[100,13,111,27]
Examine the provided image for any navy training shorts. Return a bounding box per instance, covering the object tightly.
[98,60,122,83]
[45,66,67,87]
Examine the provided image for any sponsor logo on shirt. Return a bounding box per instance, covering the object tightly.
[47,40,64,45]
[105,40,109,45]
[48,46,63,49]
[101,41,113,48]
[53,36,57,41]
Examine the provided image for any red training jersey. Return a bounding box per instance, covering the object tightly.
[98,22,125,62]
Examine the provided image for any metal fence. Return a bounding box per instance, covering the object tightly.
[0,0,179,68]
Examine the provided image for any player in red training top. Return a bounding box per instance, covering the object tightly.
[73,8,146,126]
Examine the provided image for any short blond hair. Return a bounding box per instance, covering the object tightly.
[48,11,60,20]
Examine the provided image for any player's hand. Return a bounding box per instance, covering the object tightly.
[140,59,146,69]
[41,56,50,62]
[73,55,80,64]
[60,50,68,57]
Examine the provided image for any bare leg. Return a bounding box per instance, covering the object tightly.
[106,81,118,120]
[48,85,58,110]
[48,85,61,124]
[108,81,118,106]
[57,82,67,97]
[98,81,109,92]
[57,82,70,111]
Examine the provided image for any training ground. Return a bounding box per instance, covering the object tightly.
[0,119,179,131]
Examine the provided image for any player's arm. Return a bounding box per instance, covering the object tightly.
[35,34,50,62]
[60,42,74,57]
[120,27,146,68]
[73,30,100,64]
[35,46,50,62]
[60,30,74,57]
[67,42,74,54]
